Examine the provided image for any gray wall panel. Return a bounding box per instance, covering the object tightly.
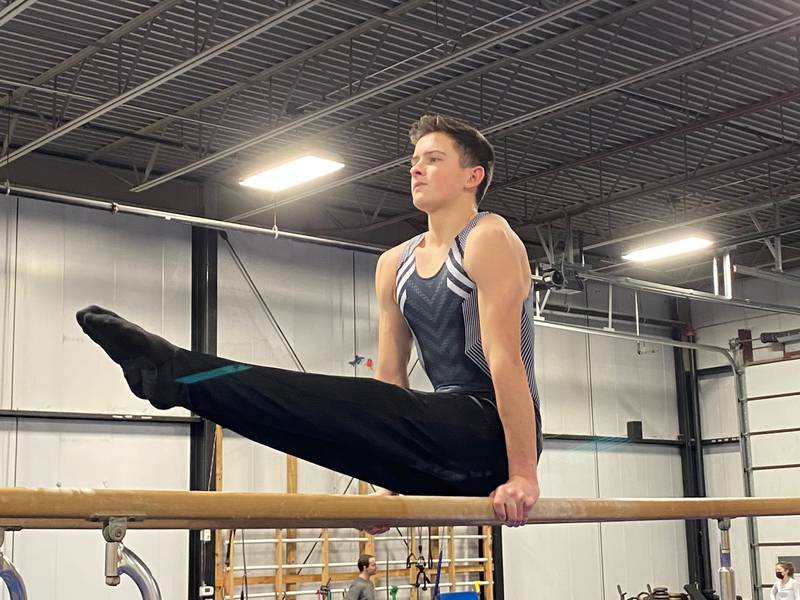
[588,335,679,438]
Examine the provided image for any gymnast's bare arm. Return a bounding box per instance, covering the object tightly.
[463,214,540,527]
[361,244,414,532]
[373,244,413,388]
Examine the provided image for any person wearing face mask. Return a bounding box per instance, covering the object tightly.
[772,562,800,599]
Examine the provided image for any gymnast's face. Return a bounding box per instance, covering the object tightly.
[410,132,483,212]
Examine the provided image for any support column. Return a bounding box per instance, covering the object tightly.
[189,224,218,600]
[673,299,713,594]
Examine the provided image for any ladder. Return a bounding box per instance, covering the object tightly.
[733,345,800,600]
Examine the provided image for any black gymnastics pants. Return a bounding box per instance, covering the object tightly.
[164,347,540,496]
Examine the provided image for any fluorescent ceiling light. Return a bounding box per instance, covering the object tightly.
[622,236,713,262]
[240,155,344,192]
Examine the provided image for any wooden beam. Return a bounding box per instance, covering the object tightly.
[482,526,493,600]
[285,455,298,592]
[0,489,799,529]
[214,425,224,600]
[447,527,456,594]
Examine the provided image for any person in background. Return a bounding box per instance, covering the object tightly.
[347,554,378,600]
[772,561,800,600]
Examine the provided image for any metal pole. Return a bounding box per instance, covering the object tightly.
[723,253,733,299]
[1,186,385,255]
[582,271,800,317]
[717,518,736,600]
[713,257,719,296]
[604,284,614,331]
[537,320,736,368]
[774,202,783,272]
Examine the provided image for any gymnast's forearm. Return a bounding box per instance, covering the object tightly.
[490,359,539,482]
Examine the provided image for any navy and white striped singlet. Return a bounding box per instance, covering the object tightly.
[395,212,541,417]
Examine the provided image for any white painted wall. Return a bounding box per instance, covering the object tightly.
[693,271,800,600]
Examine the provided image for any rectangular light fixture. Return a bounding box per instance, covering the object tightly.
[622,236,713,262]
[240,155,345,192]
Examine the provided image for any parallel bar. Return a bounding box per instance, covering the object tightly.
[0,489,798,529]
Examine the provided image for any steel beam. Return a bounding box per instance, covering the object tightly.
[211,0,657,187]
[0,0,325,166]
[524,143,800,226]
[129,0,601,192]
[0,0,37,28]
[495,88,800,195]
[0,0,182,108]
[583,187,800,252]
[732,264,800,288]
[0,75,250,135]
[229,12,800,221]
[86,0,432,161]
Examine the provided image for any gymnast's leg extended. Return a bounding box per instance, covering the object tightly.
[76,305,514,496]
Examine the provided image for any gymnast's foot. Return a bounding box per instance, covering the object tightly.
[76,305,186,409]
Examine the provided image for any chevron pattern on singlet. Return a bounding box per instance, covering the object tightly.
[394,213,541,411]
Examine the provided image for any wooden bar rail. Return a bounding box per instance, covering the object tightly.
[0,488,797,530]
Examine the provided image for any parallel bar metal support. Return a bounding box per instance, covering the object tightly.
[0,529,27,600]
[118,546,162,600]
[717,519,736,600]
